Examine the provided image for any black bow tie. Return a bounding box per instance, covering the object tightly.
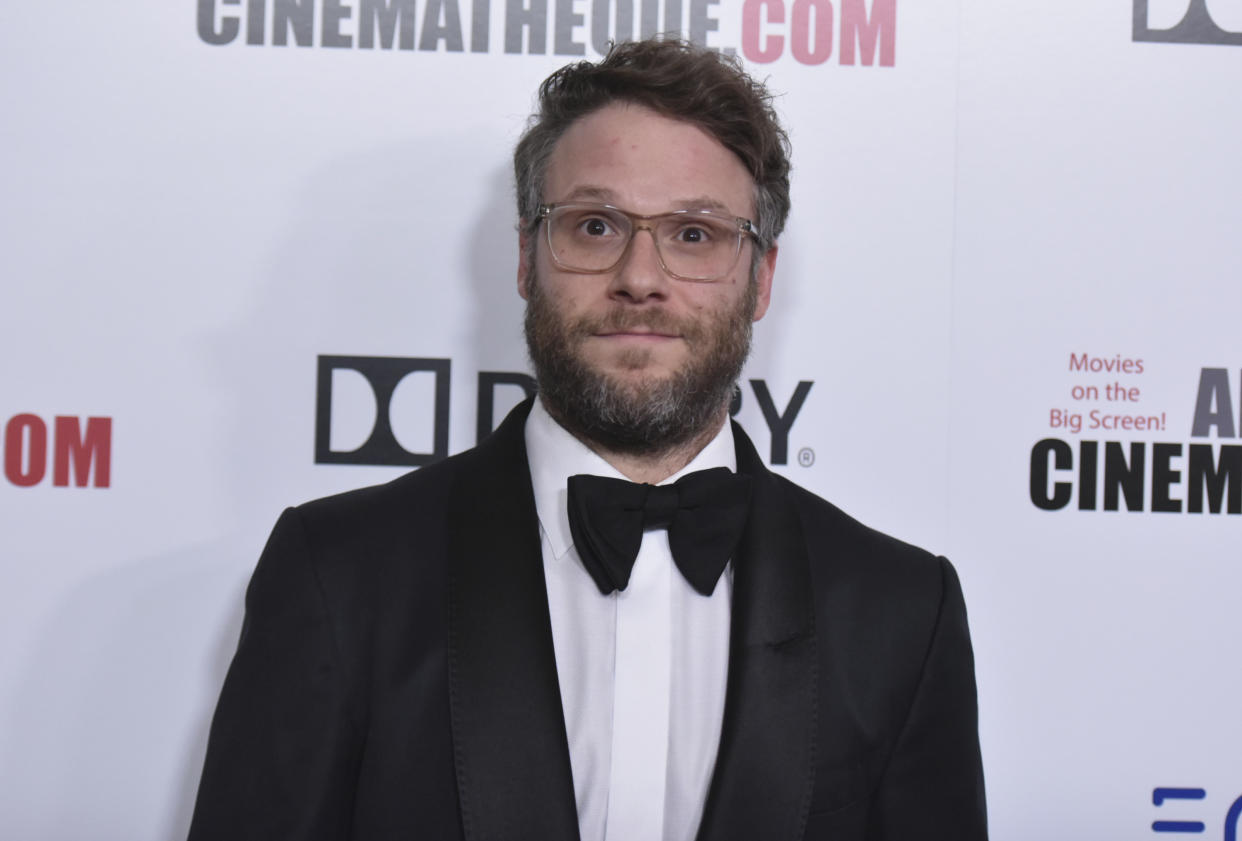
[565,467,753,597]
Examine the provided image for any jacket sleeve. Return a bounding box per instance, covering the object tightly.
[866,557,988,840]
[187,508,362,841]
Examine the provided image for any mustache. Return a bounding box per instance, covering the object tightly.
[572,308,698,338]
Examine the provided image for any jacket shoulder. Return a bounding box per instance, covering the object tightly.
[773,475,962,640]
[290,405,528,549]
[779,476,942,574]
[295,455,456,534]
[270,445,493,590]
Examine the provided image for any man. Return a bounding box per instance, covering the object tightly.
[189,39,986,841]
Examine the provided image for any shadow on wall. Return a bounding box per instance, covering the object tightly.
[465,161,530,384]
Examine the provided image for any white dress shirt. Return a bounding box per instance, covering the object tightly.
[524,398,735,841]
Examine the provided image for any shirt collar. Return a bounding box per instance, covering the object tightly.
[524,396,738,560]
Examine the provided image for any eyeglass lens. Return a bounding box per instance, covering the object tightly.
[547,206,742,280]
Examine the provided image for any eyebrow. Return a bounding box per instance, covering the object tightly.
[560,185,617,203]
[557,186,737,216]
[671,195,734,215]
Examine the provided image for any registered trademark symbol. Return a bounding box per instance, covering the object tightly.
[797,447,815,467]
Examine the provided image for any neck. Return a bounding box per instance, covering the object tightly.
[551,405,729,485]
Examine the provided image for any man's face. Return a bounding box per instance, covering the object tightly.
[518,103,777,454]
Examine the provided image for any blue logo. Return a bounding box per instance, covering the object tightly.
[1151,788,1242,838]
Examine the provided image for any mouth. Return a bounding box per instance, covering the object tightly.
[580,312,689,348]
[592,331,682,345]
[595,329,680,338]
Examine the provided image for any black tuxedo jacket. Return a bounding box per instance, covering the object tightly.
[188,401,986,840]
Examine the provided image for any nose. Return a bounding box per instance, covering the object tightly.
[608,224,670,303]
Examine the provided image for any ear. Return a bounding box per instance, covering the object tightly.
[517,227,532,300]
[751,243,777,322]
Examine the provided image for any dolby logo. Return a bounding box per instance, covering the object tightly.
[1133,0,1242,45]
[314,355,815,469]
[314,355,455,468]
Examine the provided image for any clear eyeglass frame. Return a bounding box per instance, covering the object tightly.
[535,202,759,283]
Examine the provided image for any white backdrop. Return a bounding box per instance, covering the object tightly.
[2,0,1240,838]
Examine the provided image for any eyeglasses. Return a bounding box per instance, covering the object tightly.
[536,202,758,282]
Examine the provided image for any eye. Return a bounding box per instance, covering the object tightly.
[673,225,712,244]
[581,216,614,236]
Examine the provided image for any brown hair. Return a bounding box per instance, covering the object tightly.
[514,38,792,254]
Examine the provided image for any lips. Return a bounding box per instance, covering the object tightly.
[595,330,680,339]
[582,311,689,341]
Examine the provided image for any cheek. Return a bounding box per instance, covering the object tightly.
[546,286,590,323]
[529,272,594,332]
[540,269,607,318]
[688,284,746,319]
[533,249,575,300]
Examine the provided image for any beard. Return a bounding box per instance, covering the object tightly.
[524,272,757,457]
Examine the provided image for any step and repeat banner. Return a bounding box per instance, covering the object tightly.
[2,0,1239,838]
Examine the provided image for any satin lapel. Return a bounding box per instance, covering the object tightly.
[696,423,817,841]
[447,399,581,841]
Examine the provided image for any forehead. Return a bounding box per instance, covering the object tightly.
[543,103,756,219]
